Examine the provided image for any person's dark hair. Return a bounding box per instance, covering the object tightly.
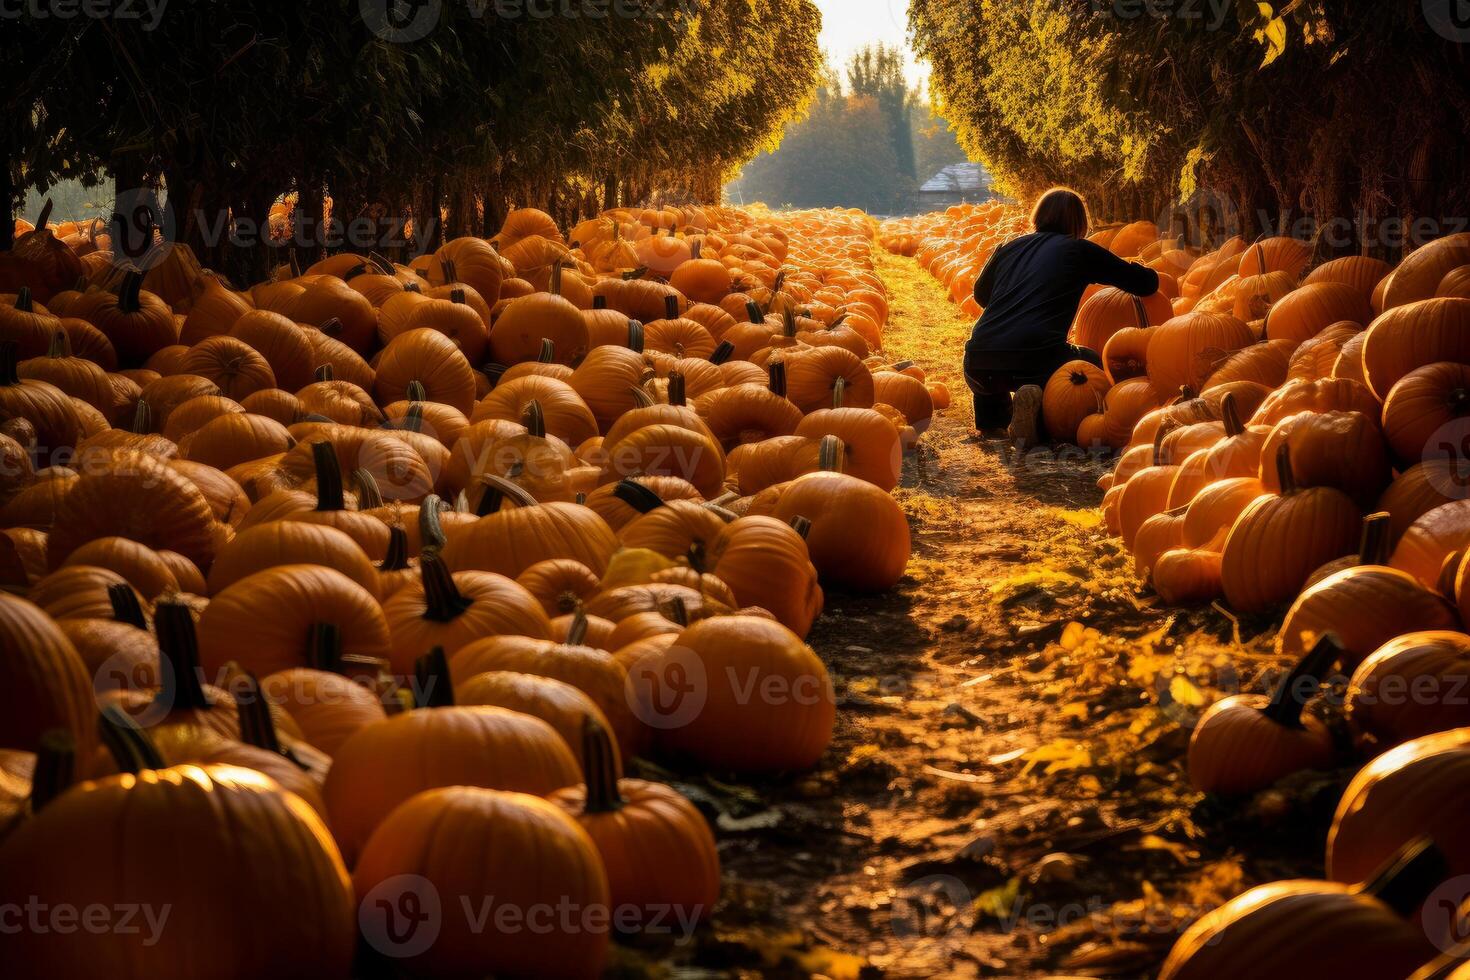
[1031,187,1089,239]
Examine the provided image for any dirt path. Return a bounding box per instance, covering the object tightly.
[632,249,1334,980]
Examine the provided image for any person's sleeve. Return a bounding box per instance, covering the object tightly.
[1077,240,1160,296]
[973,250,1001,307]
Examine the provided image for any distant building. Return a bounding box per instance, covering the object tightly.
[917,163,994,208]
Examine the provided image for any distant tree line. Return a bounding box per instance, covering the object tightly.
[728,45,968,216]
[2,0,823,282]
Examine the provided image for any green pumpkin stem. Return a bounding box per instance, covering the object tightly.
[308,622,343,673]
[667,371,687,407]
[1359,512,1392,566]
[405,379,428,403]
[1263,632,1342,728]
[312,441,346,511]
[98,704,166,774]
[400,403,425,433]
[413,646,456,709]
[566,606,590,646]
[314,363,335,382]
[1362,836,1450,918]
[380,525,412,572]
[419,550,472,622]
[522,400,547,439]
[130,399,152,435]
[107,583,147,629]
[28,730,75,813]
[818,434,845,473]
[629,384,656,409]
[579,716,624,814]
[353,469,384,509]
[768,360,788,398]
[118,271,143,314]
[613,479,664,514]
[154,599,212,712]
[476,474,537,514]
[419,494,448,549]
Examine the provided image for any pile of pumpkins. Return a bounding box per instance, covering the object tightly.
[879,202,1030,315]
[1074,228,1470,976]
[0,200,924,975]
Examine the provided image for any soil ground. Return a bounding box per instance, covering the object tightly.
[619,248,1347,980]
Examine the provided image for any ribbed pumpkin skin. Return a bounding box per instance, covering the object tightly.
[1361,297,1470,398]
[1204,339,1294,390]
[1378,461,1470,544]
[0,764,355,978]
[1146,311,1255,395]
[353,788,608,980]
[1392,500,1470,589]
[1257,410,1391,508]
[1305,255,1393,304]
[1042,360,1109,443]
[1249,376,1382,427]
[1152,548,1223,604]
[1348,631,1470,747]
[1220,485,1361,613]
[441,502,618,579]
[1276,565,1459,667]
[1071,287,1172,353]
[1181,477,1265,549]
[325,707,581,865]
[0,592,97,760]
[1158,881,1435,980]
[1328,728,1470,884]
[1187,694,1334,795]
[1133,510,1185,578]
[1381,233,1470,310]
[1382,361,1470,463]
[1264,282,1372,344]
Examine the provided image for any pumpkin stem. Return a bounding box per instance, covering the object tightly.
[832,375,847,409]
[353,469,384,509]
[28,730,75,813]
[107,583,147,629]
[314,363,335,382]
[233,671,284,756]
[1359,512,1392,566]
[45,330,68,359]
[709,340,735,365]
[419,550,472,622]
[1151,422,1169,467]
[368,251,396,275]
[98,704,166,774]
[627,320,645,352]
[380,525,412,572]
[312,441,346,511]
[663,596,689,627]
[118,271,143,314]
[404,282,422,294]
[1132,295,1149,328]
[1263,632,1341,728]
[628,384,656,409]
[667,371,687,407]
[745,300,764,324]
[0,341,20,386]
[1274,443,1298,495]
[413,646,455,708]
[521,400,546,439]
[308,622,343,673]
[614,478,665,514]
[400,403,425,433]
[482,363,508,388]
[154,600,212,712]
[538,338,556,364]
[1362,836,1450,918]
[690,239,702,260]
[781,307,797,338]
[14,286,32,313]
[405,379,428,403]
[441,258,459,284]
[768,360,788,398]
[580,715,625,813]
[477,474,538,513]
[790,515,814,539]
[419,495,448,549]
[592,295,607,310]
[664,295,680,321]
[130,398,152,435]
[566,606,590,645]
[818,434,845,472]
[550,261,564,297]
[1220,392,1243,437]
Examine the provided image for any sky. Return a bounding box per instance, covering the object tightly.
[813,0,928,89]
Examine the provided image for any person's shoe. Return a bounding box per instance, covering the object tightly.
[1008,385,1043,449]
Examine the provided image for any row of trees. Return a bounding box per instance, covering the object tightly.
[729,45,967,214]
[909,1,1470,257]
[3,0,822,281]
